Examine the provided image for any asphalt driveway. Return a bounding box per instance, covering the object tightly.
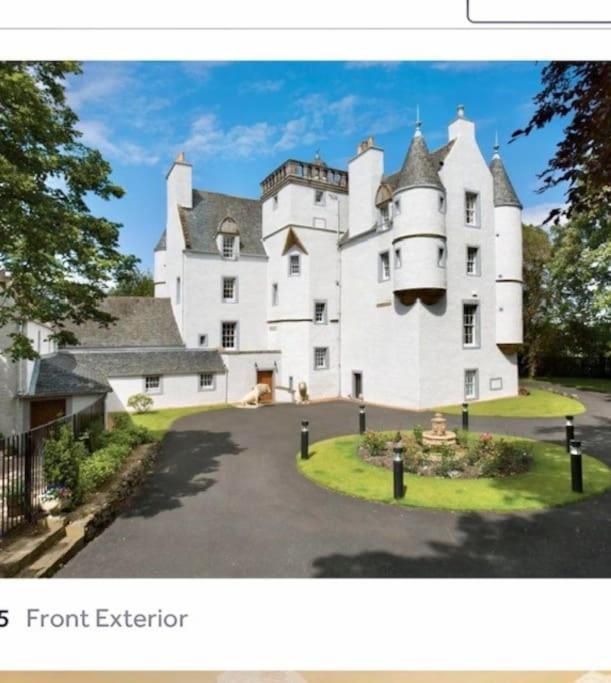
[57,387,611,578]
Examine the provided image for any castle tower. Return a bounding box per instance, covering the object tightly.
[391,117,447,305]
[490,139,523,353]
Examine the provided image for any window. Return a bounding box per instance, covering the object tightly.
[222,276,237,303]
[438,194,446,213]
[198,334,208,347]
[437,246,446,268]
[379,251,391,281]
[465,191,479,226]
[466,246,480,275]
[379,203,390,226]
[464,369,478,400]
[221,321,237,350]
[314,301,327,324]
[272,283,279,306]
[176,277,181,305]
[289,253,301,276]
[199,373,214,390]
[393,198,401,215]
[144,375,161,394]
[313,217,327,229]
[463,303,479,347]
[314,189,325,206]
[272,195,279,210]
[314,347,329,370]
[394,248,402,269]
[222,234,236,259]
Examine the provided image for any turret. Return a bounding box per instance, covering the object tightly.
[491,138,523,353]
[391,116,447,305]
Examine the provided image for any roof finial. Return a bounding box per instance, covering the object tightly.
[493,131,500,159]
[414,104,422,138]
[457,104,465,119]
[176,151,186,163]
[314,149,321,162]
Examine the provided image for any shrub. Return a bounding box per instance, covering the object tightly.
[479,440,531,477]
[455,429,469,448]
[127,393,154,413]
[79,443,131,496]
[43,425,87,505]
[361,430,386,457]
[413,425,424,445]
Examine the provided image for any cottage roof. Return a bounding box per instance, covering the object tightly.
[489,153,522,209]
[394,128,444,192]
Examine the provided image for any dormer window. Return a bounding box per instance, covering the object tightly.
[379,203,390,227]
[289,253,301,276]
[222,234,236,259]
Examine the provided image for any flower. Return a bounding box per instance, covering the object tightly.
[479,433,493,443]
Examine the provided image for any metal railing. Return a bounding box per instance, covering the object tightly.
[0,396,105,537]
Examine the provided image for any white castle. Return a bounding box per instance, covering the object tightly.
[153,105,523,410]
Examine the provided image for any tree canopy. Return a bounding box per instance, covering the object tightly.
[110,263,155,298]
[0,61,133,360]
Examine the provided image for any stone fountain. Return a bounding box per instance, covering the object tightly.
[422,412,457,446]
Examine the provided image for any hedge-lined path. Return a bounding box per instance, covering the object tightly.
[57,387,611,578]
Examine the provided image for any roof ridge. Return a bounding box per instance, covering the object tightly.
[193,188,260,203]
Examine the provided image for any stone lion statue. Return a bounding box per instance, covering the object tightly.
[239,383,271,407]
[297,381,309,404]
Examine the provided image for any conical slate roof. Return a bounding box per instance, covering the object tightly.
[490,155,522,208]
[395,132,444,192]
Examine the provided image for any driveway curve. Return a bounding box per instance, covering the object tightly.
[58,389,611,578]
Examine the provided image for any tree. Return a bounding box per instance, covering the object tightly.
[0,61,132,360]
[521,224,554,377]
[110,263,155,297]
[512,62,611,224]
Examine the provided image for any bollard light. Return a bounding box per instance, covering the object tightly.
[393,444,404,499]
[462,403,469,432]
[569,439,583,493]
[301,420,309,460]
[359,404,366,434]
[565,415,575,453]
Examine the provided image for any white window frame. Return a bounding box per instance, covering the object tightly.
[222,234,237,259]
[464,369,479,400]
[465,191,480,227]
[314,189,325,206]
[144,375,162,395]
[198,334,208,347]
[379,203,390,226]
[221,321,238,350]
[437,245,446,268]
[289,253,301,276]
[394,248,402,269]
[314,300,328,325]
[463,302,480,348]
[221,276,238,303]
[175,277,181,305]
[272,195,279,210]
[466,246,481,276]
[379,250,391,281]
[313,216,327,229]
[199,372,215,391]
[393,198,401,215]
[313,346,329,370]
[438,193,446,213]
[271,282,279,306]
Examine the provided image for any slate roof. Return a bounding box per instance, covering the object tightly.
[64,297,183,349]
[180,190,265,257]
[382,139,452,191]
[31,349,226,397]
[395,133,444,192]
[154,230,166,251]
[490,156,522,209]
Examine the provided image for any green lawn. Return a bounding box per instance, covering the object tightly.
[129,404,231,440]
[533,377,611,395]
[298,432,611,512]
[435,388,585,418]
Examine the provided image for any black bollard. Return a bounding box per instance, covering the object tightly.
[393,444,404,499]
[569,440,583,493]
[359,404,366,434]
[301,420,309,460]
[462,403,469,432]
[565,415,575,454]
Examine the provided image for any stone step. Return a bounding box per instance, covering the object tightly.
[0,519,67,578]
[18,532,85,578]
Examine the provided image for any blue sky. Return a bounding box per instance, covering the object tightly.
[67,61,565,270]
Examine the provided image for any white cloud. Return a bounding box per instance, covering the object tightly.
[217,673,307,683]
[344,61,401,71]
[243,79,285,94]
[575,673,611,683]
[522,202,567,227]
[78,120,159,167]
[181,61,231,80]
[185,113,277,159]
[66,63,130,110]
[432,61,492,72]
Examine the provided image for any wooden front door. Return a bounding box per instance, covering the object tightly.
[30,399,66,429]
[256,370,274,404]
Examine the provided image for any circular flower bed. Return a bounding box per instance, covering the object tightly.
[297,430,611,512]
[360,429,532,479]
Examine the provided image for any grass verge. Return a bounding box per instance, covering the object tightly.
[128,404,230,440]
[298,432,611,512]
[435,388,585,418]
[533,377,611,395]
